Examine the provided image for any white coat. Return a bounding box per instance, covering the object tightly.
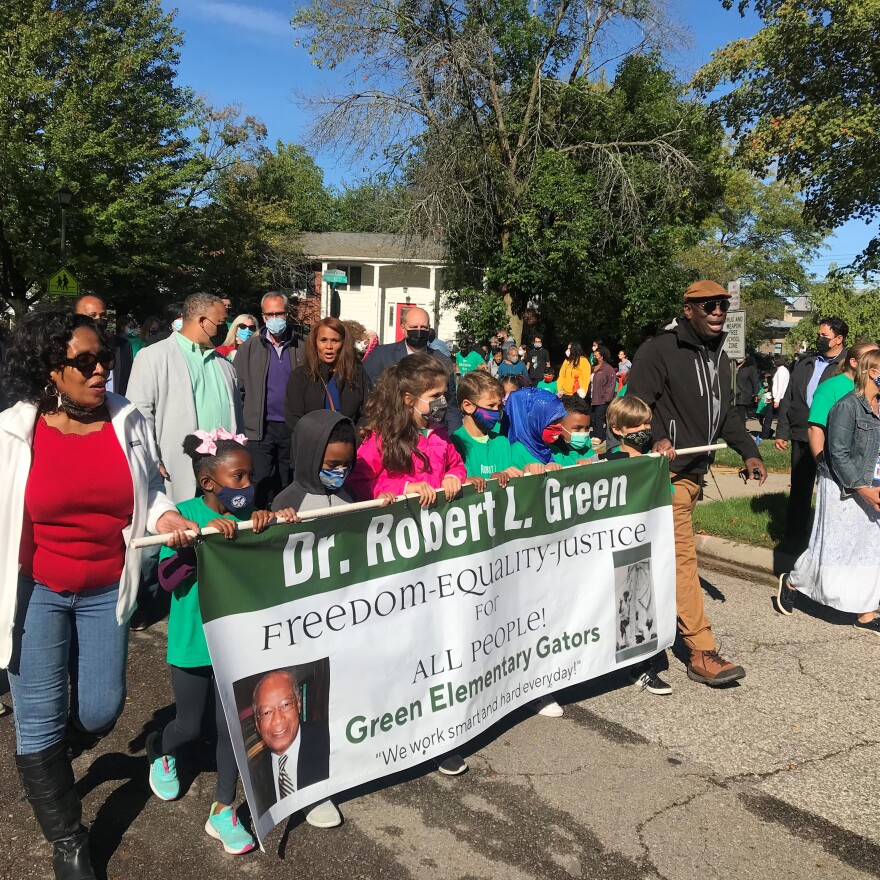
[126,334,242,503]
[0,393,176,668]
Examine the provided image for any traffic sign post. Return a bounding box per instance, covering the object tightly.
[727,279,741,311]
[48,267,79,296]
[722,310,746,360]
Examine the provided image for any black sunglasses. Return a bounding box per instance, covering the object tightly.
[241,324,257,331]
[693,299,730,314]
[61,350,115,376]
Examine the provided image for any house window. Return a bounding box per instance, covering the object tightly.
[330,265,362,292]
[774,342,782,354]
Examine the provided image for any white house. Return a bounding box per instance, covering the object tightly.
[297,232,461,344]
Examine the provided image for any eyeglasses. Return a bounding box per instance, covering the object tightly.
[256,699,298,722]
[694,299,730,314]
[61,350,115,376]
[263,311,287,319]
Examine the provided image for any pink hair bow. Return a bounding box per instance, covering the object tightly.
[194,428,248,455]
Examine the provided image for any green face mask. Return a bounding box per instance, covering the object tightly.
[565,430,590,450]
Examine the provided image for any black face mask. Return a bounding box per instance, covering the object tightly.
[623,429,653,454]
[406,329,431,349]
[815,335,832,355]
[94,318,108,332]
[205,319,228,348]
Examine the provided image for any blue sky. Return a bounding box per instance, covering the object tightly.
[163,0,876,278]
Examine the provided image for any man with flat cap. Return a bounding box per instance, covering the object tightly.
[627,280,766,686]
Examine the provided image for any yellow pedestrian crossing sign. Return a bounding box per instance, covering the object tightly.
[48,268,79,296]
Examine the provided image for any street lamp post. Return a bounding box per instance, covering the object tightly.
[57,185,73,266]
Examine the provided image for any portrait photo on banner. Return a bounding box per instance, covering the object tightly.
[232,658,331,821]
[613,543,659,663]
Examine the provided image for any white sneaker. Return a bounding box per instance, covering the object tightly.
[436,753,468,776]
[530,695,563,717]
[304,799,342,828]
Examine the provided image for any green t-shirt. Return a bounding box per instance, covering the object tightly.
[808,373,854,428]
[537,380,558,394]
[159,496,244,668]
[510,440,594,468]
[550,444,596,466]
[456,350,485,377]
[452,427,514,477]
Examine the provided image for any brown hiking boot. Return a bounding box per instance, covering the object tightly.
[687,650,745,686]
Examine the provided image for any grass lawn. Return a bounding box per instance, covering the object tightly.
[713,443,789,472]
[693,491,811,553]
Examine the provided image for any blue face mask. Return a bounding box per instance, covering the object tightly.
[126,327,139,338]
[319,465,351,492]
[236,326,254,343]
[172,318,183,333]
[470,404,503,434]
[265,317,287,336]
[215,484,255,513]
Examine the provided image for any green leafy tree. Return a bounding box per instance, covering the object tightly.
[194,140,334,298]
[441,286,510,342]
[677,167,826,347]
[0,2,265,320]
[294,0,698,341]
[787,272,880,354]
[694,0,880,273]
[486,55,723,348]
[332,181,411,233]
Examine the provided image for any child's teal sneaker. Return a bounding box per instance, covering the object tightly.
[204,804,256,855]
[146,731,179,801]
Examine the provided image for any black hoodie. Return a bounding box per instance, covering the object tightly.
[626,317,760,475]
[271,410,355,512]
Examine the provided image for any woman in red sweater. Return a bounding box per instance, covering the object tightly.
[0,310,196,880]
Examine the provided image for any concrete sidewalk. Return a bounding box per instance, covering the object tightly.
[2,565,875,880]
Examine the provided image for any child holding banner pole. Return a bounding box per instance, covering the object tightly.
[146,430,297,854]
[348,354,474,776]
[502,387,587,717]
[603,396,673,696]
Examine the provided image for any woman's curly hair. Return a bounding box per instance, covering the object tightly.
[2,309,103,406]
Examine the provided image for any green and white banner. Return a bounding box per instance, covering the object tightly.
[197,455,676,844]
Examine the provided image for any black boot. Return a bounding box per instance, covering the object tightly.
[15,743,97,880]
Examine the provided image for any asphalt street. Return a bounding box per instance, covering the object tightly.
[1,561,878,880]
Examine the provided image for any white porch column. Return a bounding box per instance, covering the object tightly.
[320,261,329,317]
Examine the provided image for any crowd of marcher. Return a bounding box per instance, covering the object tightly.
[1,280,877,879]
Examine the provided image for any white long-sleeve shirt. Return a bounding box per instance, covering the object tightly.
[772,365,790,405]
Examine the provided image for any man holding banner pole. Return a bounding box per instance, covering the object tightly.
[627,280,766,686]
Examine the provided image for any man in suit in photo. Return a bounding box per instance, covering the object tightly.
[362,306,461,432]
[248,669,337,827]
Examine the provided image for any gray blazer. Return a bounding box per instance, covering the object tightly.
[127,334,243,503]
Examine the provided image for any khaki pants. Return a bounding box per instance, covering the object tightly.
[671,475,715,652]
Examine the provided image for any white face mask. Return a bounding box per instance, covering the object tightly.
[565,347,571,358]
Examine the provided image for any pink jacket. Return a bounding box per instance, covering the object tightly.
[349,429,467,499]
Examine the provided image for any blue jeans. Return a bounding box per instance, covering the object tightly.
[7,577,129,755]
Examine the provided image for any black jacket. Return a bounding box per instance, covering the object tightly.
[775,349,847,442]
[284,362,371,437]
[735,362,761,407]
[236,329,305,442]
[626,317,760,475]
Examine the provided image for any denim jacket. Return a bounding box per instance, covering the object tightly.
[826,391,880,491]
